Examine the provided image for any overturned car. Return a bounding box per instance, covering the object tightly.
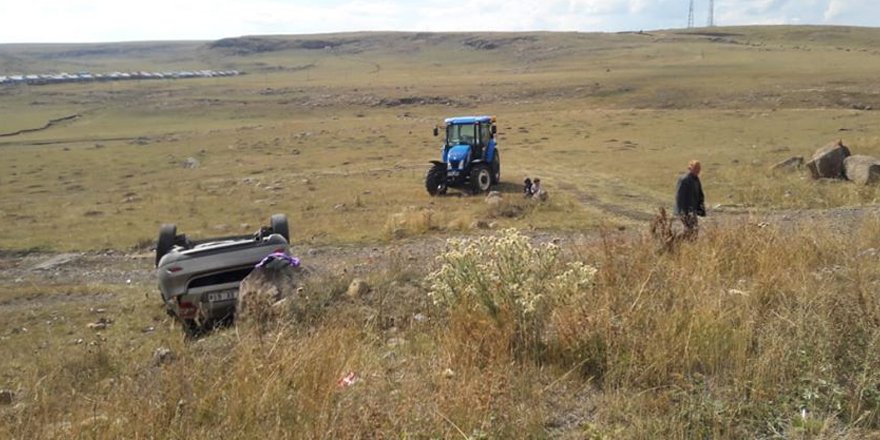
[155,214,290,336]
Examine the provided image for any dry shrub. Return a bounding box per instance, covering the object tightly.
[384,207,437,239]
[485,196,527,219]
[426,228,597,359]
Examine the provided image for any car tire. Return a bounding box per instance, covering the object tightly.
[156,224,177,267]
[426,163,446,196]
[470,164,492,194]
[270,214,290,242]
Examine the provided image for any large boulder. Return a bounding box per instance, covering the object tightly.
[806,140,850,179]
[237,253,303,328]
[844,155,880,185]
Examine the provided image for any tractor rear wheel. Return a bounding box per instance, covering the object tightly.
[491,151,501,184]
[426,164,446,196]
[470,164,492,194]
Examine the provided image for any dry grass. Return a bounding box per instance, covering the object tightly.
[4,218,880,438]
[5,25,880,438]
[3,27,880,250]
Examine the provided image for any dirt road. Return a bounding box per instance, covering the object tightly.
[1,204,877,312]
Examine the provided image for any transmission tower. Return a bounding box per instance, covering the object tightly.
[687,0,695,28]
[707,0,715,27]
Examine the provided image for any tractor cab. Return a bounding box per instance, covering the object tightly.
[434,116,497,162]
[426,115,501,195]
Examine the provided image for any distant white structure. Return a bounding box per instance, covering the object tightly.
[0,69,243,86]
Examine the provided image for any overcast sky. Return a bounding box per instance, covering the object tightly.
[0,0,877,44]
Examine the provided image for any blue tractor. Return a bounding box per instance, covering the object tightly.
[426,115,501,195]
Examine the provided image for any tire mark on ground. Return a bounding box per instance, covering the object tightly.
[557,182,655,222]
[0,114,80,137]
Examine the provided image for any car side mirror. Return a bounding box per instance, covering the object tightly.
[491,125,497,135]
[433,127,439,137]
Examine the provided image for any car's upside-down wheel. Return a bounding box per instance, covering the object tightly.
[270,214,290,242]
[156,224,177,267]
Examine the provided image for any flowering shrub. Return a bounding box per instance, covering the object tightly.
[426,228,597,355]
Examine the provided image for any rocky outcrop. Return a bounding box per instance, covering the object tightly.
[346,279,370,298]
[237,257,303,329]
[770,156,804,172]
[806,140,850,179]
[844,155,880,185]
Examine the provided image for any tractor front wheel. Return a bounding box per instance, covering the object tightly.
[470,165,492,194]
[425,164,447,196]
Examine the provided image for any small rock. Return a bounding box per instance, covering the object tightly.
[34,253,79,271]
[485,192,503,207]
[302,178,311,185]
[769,156,804,172]
[347,279,370,298]
[79,415,110,429]
[90,308,106,314]
[386,337,405,347]
[442,368,455,378]
[413,313,427,322]
[240,223,251,230]
[0,390,14,405]
[152,347,176,366]
[87,316,113,330]
[858,248,878,258]
[141,326,155,333]
[182,157,200,169]
[471,219,490,229]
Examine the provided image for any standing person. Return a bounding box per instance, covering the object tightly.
[675,160,705,238]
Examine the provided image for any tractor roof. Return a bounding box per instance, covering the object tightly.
[445,115,495,125]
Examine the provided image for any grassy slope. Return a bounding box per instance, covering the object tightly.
[3,25,880,438]
[2,26,880,250]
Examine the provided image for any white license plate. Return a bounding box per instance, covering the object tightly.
[207,290,237,302]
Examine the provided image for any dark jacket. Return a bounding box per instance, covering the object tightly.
[675,172,705,216]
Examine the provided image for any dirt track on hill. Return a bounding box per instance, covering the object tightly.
[1,204,878,312]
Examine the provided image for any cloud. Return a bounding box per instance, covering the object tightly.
[0,0,877,43]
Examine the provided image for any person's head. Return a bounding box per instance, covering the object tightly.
[534,178,541,184]
[688,160,701,176]
[524,178,531,184]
